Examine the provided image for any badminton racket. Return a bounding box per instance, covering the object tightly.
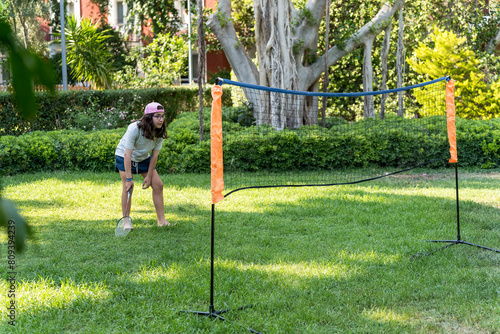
[115,186,133,237]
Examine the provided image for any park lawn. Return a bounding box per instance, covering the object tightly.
[0,169,499,333]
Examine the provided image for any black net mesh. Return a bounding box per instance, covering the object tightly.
[218,78,450,196]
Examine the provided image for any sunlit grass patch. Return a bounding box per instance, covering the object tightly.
[0,278,110,318]
[362,307,412,324]
[129,263,183,284]
[220,259,354,280]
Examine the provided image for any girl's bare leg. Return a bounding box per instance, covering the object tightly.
[142,170,170,226]
[119,171,133,229]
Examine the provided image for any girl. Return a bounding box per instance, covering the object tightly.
[115,102,170,227]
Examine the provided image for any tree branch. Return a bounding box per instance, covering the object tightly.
[207,0,259,85]
[486,27,500,53]
[293,0,327,46]
[294,0,327,78]
[307,0,405,88]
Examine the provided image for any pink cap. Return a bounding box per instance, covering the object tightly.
[144,102,164,114]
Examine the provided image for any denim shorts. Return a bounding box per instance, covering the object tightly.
[115,155,152,174]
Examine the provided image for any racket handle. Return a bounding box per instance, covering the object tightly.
[126,185,133,215]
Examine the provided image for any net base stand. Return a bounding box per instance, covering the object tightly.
[180,303,254,320]
[428,239,500,253]
[180,304,262,334]
[412,239,500,259]
[179,205,262,333]
[411,164,500,259]
[180,305,228,321]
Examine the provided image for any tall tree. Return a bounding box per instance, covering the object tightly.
[4,0,50,55]
[408,26,500,120]
[88,0,131,71]
[198,0,206,141]
[208,0,405,128]
[113,32,188,88]
[124,0,181,37]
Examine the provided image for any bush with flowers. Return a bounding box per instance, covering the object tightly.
[62,94,144,131]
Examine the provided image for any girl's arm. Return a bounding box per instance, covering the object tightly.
[124,148,134,190]
[142,149,160,189]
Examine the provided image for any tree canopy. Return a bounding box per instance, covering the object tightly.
[2,0,51,55]
[206,0,500,123]
[123,0,181,37]
[207,0,406,127]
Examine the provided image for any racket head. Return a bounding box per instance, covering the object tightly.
[115,216,132,237]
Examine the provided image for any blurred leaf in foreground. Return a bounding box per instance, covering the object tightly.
[0,18,56,251]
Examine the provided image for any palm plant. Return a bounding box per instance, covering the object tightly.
[55,15,113,90]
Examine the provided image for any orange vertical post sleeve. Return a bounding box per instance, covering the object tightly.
[211,85,224,204]
[446,79,458,163]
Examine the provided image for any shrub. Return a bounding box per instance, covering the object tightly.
[0,129,122,175]
[0,86,233,136]
[456,117,500,168]
[408,27,500,120]
[1,113,499,176]
[324,116,349,128]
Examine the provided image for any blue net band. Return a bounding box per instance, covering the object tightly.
[218,76,449,97]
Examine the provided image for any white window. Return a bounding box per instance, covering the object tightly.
[117,1,124,25]
[67,2,74,16]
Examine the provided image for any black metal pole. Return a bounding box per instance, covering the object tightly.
[413,162,500,259]
[59,0,68,90]
[179,203,262,333]
[455,163,461,241]
[210,204,215,314]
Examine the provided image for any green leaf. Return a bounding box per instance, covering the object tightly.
[0,199,32,252]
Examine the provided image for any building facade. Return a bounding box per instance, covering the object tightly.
[1,0,230,85]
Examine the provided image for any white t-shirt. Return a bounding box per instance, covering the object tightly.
[115,122,164,162]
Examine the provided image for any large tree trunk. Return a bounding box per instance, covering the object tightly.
[198,0,205,141]
[363,36,375,119]
[208,0,406,128]
[321,0,331,128]
[380,23,392,120]
[396,8,405,116]
[259,0,300,129]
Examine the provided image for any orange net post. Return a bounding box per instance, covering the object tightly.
[446,79,458,163]
[211,85,224,204]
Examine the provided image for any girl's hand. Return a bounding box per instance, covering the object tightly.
[142,176,152,189]
[126,180,134,191]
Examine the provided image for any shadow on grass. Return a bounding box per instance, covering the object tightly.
[3,169,498,192]
[3,239,499,333]
[2,172,500,333]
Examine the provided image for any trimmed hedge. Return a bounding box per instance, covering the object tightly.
[0,86,233,136]
[0,113,499,176]
[0,129,123,175]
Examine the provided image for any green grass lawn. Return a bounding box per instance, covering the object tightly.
[1,169,499,333]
